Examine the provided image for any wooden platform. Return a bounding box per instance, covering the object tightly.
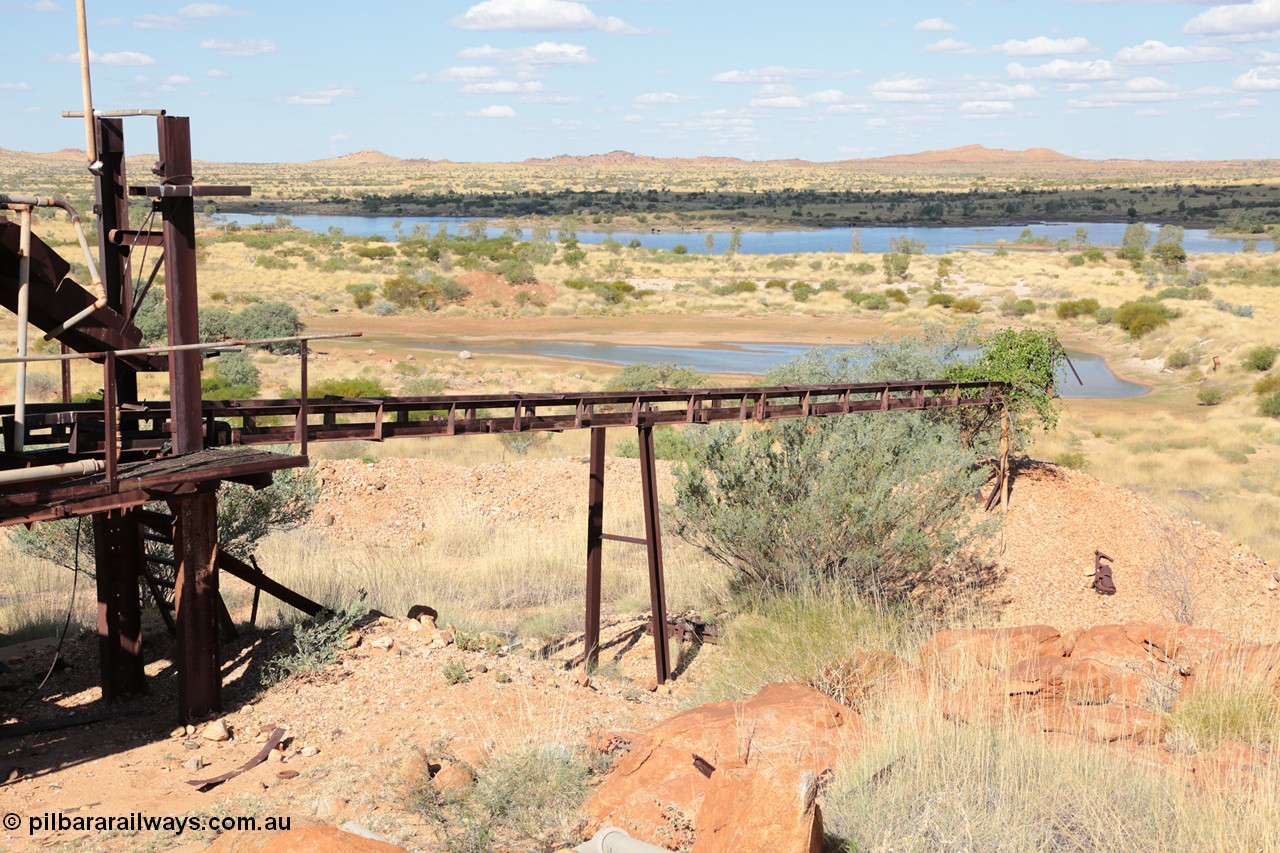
[0,447,305,526]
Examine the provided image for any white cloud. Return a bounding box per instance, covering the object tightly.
[961,100,1015,112]
[712,66,823,84]
[1115,39,1232,63]
[995,36,1093,56]
[285,85,356,106]
[1185,0,1280,36]
[415,66,500,83]
[927,38,980,54]
[199,38,276,57]
[634,91,690,105]
[471,104,516,117]
[1008,59,1122,79]
[750,95,807,109]
[914,17,955,31]
[807,89,856,103]
[54,49,156,66]
[869,76,936,101]
[165,75,193,85]
[452,0,636,33]
[1134,108,1171,117]
[134,14,181,29]
[461,79,544,93]
[179,3,248,17]
[1234,64,1280,88]
[0,81,31,90]
[458,41,592,66]
[205,68,232,78]
[22,1,60,10]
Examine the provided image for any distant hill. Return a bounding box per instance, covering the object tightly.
[306,149,403,167]
[524,150,748,167]
[864,144,1080,165]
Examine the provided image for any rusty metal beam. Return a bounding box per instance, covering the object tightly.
[637,425,671,684]
[93,511,146,699]
[171,492,220,719]
[584,427,605,671]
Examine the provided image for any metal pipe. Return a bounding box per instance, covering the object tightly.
[75,0,99,170]
[0,332,362,365]
[0,194,107,339]
[0,458,104,486]
[14,206,31,452]
[575,828,669,853]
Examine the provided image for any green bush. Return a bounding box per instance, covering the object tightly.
[1066,254,1085,266]
[346,282,377,309]
[1116,301,1171,338]
[352,244,396,260]
[605,362,705,391]
[201,351,260,399]
[615,426,699,465]
[885,287,909,305]
[1254,375,1280,395]
[674,337,989,597]
[1055,451,1087,469]
[1093,306,1117,325]
[764,279,789,290]
[1243,346,1278,372]
[999,298,1037,317]
[1056,298,1101,320]
[791,283,815,302]
[1083,247,1106,262]
[309,375,389,397]
[267,592,367,683]
[254,254,293,270]
[951,297,982,314]
[861,293,890,311]
[1197,386,1226,406]
[927,294,954,308]
[1164,349,1193,370]
[1260,390,1280,418]
[882,252,909,282]
[712,280,758,296]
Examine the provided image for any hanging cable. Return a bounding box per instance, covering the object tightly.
[1,518,84,718]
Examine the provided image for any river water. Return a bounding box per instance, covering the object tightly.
[219,213,1272,256]
[407,340,1146,399]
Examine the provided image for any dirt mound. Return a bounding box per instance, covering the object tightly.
[307,456,1280,642]
[868,144,1079,165]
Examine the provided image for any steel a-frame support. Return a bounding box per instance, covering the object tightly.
[584,424,672,684]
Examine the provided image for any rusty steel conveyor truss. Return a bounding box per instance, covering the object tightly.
[0,108,1012,720]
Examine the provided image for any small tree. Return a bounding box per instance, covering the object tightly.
[1152,225,1186,269]
[882,252,910,282]
[1117,222,1152,264]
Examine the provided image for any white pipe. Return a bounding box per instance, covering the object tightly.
[0,459,103,486]
[15,207,31,452]
[575,828,669,853]
[75,0,99,171]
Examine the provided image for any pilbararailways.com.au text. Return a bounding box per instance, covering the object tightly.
[9,811,292,836]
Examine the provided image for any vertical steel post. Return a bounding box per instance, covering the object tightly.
[94,117,137,402]
[60,343,71,404]
[171,495,220,718]
[157,115,221,718]
[584,427,605,670]
[637,424,671,683]
[93,512,146,699]
[158,116,203,455]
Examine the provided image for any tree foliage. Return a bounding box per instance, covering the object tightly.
[943,328,1068,442]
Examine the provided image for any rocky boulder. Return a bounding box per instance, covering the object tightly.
[583,682,856,850]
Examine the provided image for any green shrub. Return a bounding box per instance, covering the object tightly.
[791,283,815,302]
[309,376,389,397]
[402,376,447,396]
[346,282,377,309]
[1260,390,1280,418]
[605,362,705,391]
[442,660,469,685]
[1187,284,1213,300]
[1093,306,1117,325]
[884,287,909,305]
[951,297,982,314]
[1116,301,1171,338]
[1164,349,1192,370]
[266,592,367,683]
[1083,247,1106,262]
[615,425,699,465]
[1197,386,1226,406]
[861,293,890,311]
[712,280,758,296]
[1253,375,1280,395]
[999,298,1037,317]
[1055,451,1087,469]
[671,244,688,255]
[673,339,988,598]
[352,244,396,260]
[1243,346,1278,372]
[254,254,293,270]
[882,252,909,282]
[764,279,788,290]
[926,294,954,308]
[1056,298,1101,320]
[1066,254,1085,266]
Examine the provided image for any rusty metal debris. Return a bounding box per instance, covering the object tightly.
[186,726,285,792]
[1092,550,1116,596]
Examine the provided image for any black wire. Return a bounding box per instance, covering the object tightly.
[1,518,84,718]
[124,205,159,324]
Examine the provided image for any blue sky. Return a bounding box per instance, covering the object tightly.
[2,0,1279,163]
